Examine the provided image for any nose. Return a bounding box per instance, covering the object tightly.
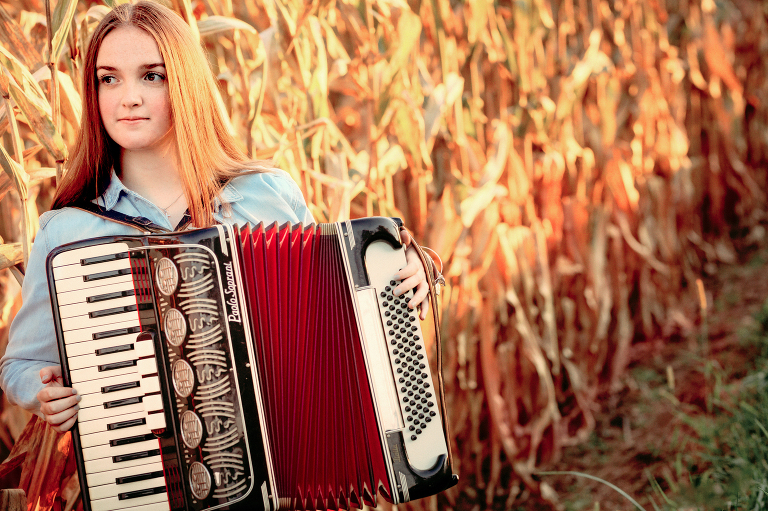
[121,80,142,107]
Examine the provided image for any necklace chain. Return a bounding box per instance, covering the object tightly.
[159,191,184,218]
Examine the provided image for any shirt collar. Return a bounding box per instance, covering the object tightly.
[97,170,245,211]
[213,179,244,211]
[98,170,128,211]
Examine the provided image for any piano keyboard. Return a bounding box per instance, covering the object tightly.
[50,243,170,511]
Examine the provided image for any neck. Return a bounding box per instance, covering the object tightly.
[119,146,187,222]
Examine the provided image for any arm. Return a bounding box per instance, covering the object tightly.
[0,223,80,431]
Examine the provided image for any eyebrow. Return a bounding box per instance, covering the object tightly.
[96,63,166,72]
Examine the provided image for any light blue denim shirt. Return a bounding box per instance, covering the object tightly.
[0,169,313,413]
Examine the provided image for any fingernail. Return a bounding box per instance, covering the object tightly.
[74,404,80,411]
[71,389,77,395]
[76,395,82,402]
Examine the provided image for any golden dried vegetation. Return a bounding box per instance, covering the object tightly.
[0,0,766,508]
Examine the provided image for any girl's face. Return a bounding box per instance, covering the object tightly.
[96,26,174,156]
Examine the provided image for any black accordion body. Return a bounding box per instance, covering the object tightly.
[46,217,457,511]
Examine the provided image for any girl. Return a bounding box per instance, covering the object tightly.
[0,1,430,433]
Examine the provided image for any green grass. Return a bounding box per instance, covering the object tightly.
[652,298,768,509]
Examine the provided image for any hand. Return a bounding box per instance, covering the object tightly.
[393,229,431,321]
[37,365,80,433]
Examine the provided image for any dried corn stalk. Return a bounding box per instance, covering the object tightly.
[0,0,766,507]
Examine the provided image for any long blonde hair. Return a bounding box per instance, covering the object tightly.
[53,1,267,226]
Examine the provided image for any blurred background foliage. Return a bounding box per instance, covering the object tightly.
[0,0,767,508]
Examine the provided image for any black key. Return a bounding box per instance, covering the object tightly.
[113,449,160,463]
[96,344,134,356]
[118,486,167,500]
[110,433,156,447]
[81,252,129,266]
[90,304,138,319]
[86,289,136,303]
[102,381,140,393]
[104,396,143,409]
[83,267,132,282]
[93,326,141,341]
[98,360,137,372]
[116,470,165,485]
[108,418,147,431]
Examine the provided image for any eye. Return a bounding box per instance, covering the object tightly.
[98,75,115,85]
[145,72,166,83]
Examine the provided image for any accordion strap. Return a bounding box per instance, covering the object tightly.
[405,230,454,469]
[70,201,190,234]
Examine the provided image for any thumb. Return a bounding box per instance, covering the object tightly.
[40,365,63,385]
[400,228,412,247]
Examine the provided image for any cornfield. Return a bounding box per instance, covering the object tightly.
[0,0,766,508]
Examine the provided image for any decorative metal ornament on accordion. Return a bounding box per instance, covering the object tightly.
[172,359,195,397]
[181,410,204,449]
[189,461,213,501]
[155,256,179,295]
[164,308,187,346]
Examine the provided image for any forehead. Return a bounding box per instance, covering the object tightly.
[96,26,163,65]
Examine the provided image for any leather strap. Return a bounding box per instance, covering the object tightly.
[70,201,192,234]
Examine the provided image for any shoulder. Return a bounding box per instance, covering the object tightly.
[228,169,301,196]
[227,169,304,209]
[36,206,138,255]
[222,169,313,225]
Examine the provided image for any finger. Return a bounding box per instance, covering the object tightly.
[40,394,80,417]
[53,413,78,433]
[400,229,412,247]
[419,294,431,321]
[394,261,420,284]
[409,282,429,311]
[38,387,78,409]
[45,404,79,429]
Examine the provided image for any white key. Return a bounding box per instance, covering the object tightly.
[63,319,140,345]
[80,421,152,449]
[78,410,146,436]
[51,243,131,268]
[54,273,134,294]
[60,296,137,320]
[146,413,166,431]
[116,501,169,511]
[65,334,140,358]
[79,400,145,422]
[80,378,160,410]
[84,448,161,474]
[90,490,168,511]
[70,360,138,385]
[143,394,164,415]
[88,475,166,500]
[61,309,140,333]
[82,438,158,462]
[56,281,137,307]
[138,358,158,377]
[85,459,164,488]
[53,257,131,281]
[135,339,156,358]
[73,372,144,397]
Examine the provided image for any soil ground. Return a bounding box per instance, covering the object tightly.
[544,248,768,510]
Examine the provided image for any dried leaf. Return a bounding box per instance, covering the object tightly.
[50,0,79,63]
[198,15,258,36]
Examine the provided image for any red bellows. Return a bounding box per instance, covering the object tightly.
[238,222,392,510]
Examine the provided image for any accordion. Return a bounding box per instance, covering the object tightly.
[46,217,457,511]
